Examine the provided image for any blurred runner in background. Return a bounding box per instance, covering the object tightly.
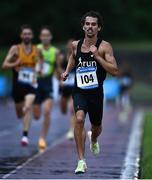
[119,61,133,109]
[59,39,75,140]
[34,26,59,149]
[2,25,42,146]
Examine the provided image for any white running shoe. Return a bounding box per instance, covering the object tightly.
[75,159,87,174]
[88,131,100,155]
[21,136,29,146]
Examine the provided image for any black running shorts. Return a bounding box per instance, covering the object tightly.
[72,90,104,126]
[12,83,36,103]
[34,76,53,104]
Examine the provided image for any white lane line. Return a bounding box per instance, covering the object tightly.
[120,110,144,179]
[2,134,67,179]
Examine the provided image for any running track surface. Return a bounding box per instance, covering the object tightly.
[0,101,135,179]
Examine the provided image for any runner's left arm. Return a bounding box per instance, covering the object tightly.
[35,48,44,75]
[90,42,119,76]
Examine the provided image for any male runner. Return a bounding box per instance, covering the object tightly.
[33,26,59,149]
[61,11,119,173]
[59,39,75,140]
[2,25,41,146]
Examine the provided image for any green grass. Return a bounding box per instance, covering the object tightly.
[140,112,152,179]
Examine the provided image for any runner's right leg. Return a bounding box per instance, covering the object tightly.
[74,110,86,159]
[74,110,87,173]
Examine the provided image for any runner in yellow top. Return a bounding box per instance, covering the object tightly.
[33,26,59,149]
[2,25,42,146]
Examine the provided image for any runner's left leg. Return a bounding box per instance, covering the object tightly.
[91,124,102,143]
[87,94,103,155]
[21,94,35,146]
[41,98,53,138]
[39,98,53,149]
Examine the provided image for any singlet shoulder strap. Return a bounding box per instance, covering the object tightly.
[76,39,83,56]
[17,44,22,56]
[96,38,102,49]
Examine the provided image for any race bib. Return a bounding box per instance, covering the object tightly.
[41,62,51,75]
[76,67,98,89]
[35,61,51,76]
[18,68,37,88]
[63,73,75,87]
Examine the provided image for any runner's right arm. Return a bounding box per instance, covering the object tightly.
[2,46,20,69]
[61,41,76,81]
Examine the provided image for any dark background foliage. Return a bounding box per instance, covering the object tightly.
[0,0,152,45]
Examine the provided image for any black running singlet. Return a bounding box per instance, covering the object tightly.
[74,38,106,92]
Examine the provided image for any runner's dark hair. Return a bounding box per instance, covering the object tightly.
[40,25,52,34]
[20,24,33,32]
[81,11,104,28]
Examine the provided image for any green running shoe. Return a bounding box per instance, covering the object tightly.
[88,131,100,155]
[75,159,87,174]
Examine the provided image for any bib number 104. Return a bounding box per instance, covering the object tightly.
[80,74,94,84]
[76,69,99,89]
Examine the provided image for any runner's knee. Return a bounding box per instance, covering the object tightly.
[76,115,84,124]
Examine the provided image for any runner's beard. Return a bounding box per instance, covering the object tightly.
[87,34,95,38]
[23,38,32,45]
[86,32,96,38]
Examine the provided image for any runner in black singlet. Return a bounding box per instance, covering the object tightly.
[61,11,119,174]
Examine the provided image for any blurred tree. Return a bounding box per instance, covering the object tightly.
[0,0,152,46]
